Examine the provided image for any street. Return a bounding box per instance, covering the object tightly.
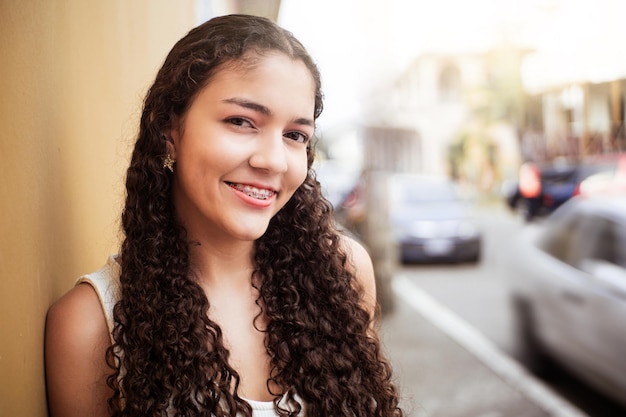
[392,200,626,417]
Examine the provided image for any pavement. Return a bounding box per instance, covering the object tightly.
[379,275,590,417]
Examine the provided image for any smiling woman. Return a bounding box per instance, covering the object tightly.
[169,51,314,243]
[44,14,403,417]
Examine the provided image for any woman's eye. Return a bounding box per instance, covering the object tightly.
[226,117,253,128]
[284,131,309,143]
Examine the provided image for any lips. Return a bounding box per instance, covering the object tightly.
[226,182,277,200]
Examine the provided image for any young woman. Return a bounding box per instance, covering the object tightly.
[45,14,403,417]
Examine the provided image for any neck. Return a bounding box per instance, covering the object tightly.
[188,238,256,288]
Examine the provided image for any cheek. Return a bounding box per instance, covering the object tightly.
[282,153,309,201]
[293,153,309,187]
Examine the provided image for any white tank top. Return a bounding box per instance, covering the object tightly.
[76,256,303,417]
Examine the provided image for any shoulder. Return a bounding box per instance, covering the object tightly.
[340,234,377,316]
[340,234,374,276]
[46,283,109,345]
[45,283,113,417]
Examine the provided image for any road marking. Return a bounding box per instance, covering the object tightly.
[392,274,589,417]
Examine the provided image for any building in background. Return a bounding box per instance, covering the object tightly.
[279,0,626,196]
[361,46,526,194]
[521,78,626,163]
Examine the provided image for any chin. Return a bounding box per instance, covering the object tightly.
[232,224,271,242]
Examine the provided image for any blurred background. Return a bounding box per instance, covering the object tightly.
[1,0,625,416]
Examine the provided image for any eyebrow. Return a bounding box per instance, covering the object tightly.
[222,97,314,127]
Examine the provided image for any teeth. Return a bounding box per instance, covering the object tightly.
[229,183,275,200]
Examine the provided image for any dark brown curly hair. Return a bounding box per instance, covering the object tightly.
[108,14,403,417]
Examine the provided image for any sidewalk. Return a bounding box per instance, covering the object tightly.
[380,276,589,417]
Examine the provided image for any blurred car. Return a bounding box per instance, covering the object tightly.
[576,153,626,198]
[388,174,482,264]
[504,161,580,220]
[505,154,626,220]
[509,196,626,407]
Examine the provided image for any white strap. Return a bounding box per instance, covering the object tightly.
[75,256,121,344]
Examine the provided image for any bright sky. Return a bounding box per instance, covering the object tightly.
[278,0,626,130]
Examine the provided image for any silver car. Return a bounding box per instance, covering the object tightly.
[509,196,626,407]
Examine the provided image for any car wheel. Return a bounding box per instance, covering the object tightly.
[512,296,555,377]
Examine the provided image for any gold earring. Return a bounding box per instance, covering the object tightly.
[163,154,175,172]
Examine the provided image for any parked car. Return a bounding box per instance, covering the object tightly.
[577,153,626,198]
[509,196,626,407]
[506,154,626,220]
[388,174,482,264]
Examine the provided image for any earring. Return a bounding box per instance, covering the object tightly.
[163,154,175,172]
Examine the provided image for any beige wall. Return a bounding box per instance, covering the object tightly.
[0,1,196,415]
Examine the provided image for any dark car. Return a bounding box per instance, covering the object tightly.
[389,174,482,264]
[506,154,626,220]
[509,196,626,407]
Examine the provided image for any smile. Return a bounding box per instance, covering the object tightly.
[227,182,277,200]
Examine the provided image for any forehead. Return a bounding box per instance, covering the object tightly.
[195,52,316,114]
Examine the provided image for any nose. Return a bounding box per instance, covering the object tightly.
[248,131,288,173]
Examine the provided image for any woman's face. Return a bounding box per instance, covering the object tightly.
[170,52,316,243]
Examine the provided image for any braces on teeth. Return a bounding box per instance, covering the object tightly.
[231,183,274,200]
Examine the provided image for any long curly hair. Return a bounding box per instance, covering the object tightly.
[108,14,403,417]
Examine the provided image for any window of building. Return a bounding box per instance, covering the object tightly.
[438,64,461,102]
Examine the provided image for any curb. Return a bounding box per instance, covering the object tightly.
[392,274,589,417]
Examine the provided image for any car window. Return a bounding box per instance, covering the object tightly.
[541,167,577,185]
[567,215,607,267]
[391,179,457,205]
[540,201,626,287]
[585,217,626,269]
[617,224,626,269]
[539,206,599,267]
[538,208,579,262]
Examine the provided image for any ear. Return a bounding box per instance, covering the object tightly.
[164,134,176,158]
[165,118,180,158]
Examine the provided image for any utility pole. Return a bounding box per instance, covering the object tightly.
[361,126,420,315]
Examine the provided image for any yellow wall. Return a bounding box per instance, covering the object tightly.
[0,1,196,415]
